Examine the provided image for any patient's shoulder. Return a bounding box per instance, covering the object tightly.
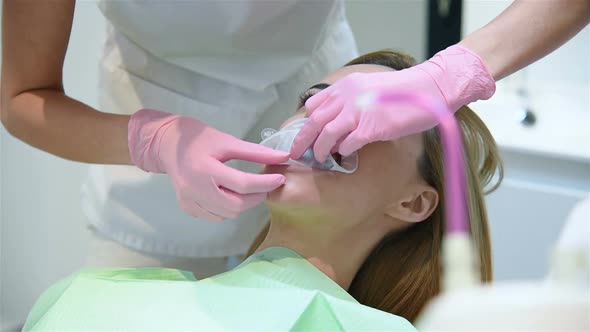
[75,267,198,282]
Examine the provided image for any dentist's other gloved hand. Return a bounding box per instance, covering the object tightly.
[291,45,496,162]
[128,109,289,221]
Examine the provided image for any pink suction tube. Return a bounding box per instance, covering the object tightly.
[376,92,469,235]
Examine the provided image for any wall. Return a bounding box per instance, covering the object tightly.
[345,0,426,59]
[0,3,105,330]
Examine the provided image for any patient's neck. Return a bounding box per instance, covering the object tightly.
[257,211,391,290]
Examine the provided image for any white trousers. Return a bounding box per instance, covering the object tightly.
[85,226,239,279]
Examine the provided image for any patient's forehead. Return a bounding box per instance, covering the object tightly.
[321,64,395,84]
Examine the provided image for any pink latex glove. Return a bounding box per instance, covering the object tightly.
[128,109,289,221]
[290,45,496,162]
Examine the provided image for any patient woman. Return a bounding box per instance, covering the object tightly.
[24,51,502,331]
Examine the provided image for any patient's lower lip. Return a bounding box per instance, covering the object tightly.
[280,165,314,173]
[264,165,289,172]
[287,165,316,172]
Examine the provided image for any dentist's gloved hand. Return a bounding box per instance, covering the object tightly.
[128,109,289,221]
[290,45,496,162]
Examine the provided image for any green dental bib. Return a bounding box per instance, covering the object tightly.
[24,247,415,331]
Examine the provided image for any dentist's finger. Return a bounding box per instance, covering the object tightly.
[224,139,290,165]
[312,114,357,163]
[290,98,342,159]
[337,130,369,159]
[304,86,332,115]
[214,163,286,195]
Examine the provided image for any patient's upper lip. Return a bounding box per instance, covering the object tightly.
[265,164,331,174]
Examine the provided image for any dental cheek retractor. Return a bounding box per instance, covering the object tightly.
[259,118,358,174]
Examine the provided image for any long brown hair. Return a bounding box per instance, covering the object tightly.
[247,50,503,322]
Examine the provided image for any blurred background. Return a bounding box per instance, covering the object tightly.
[1,1,588,330]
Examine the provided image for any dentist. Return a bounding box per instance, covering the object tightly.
[1,0,358,276]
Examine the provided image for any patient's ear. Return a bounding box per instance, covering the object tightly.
[385,185,439,223]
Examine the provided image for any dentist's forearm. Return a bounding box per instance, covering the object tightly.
[1,0,132,165]
[3,90,132,164]
[460,0,590,81]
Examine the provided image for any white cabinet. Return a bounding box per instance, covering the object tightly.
[486,149,589,280]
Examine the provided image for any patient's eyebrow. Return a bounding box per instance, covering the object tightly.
[297,83,331,109]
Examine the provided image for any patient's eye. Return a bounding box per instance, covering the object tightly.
[297,90,316,110]
[296,83,331,111]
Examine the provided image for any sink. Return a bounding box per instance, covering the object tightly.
[470,81,590,162]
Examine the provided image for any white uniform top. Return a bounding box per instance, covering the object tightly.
[81,1,358,258]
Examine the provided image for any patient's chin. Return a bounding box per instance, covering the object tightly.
[267,182,319,205]
[265,174,321,208]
